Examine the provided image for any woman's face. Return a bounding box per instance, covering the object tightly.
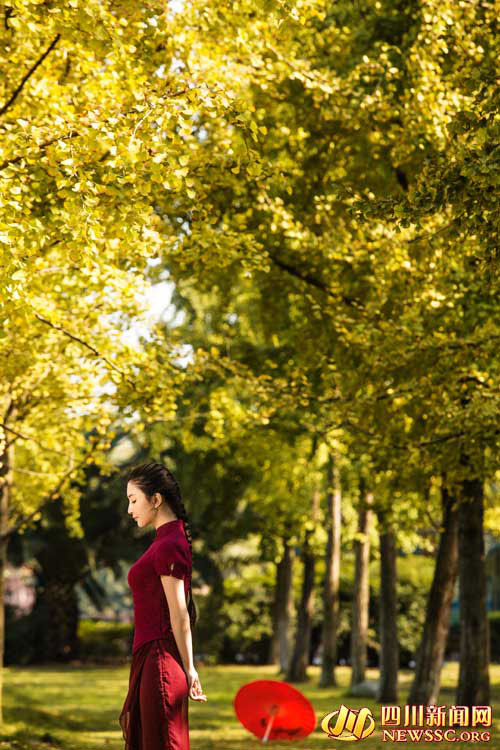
[127,481,156,528]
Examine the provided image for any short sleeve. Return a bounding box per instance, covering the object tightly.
[153,539,190,580]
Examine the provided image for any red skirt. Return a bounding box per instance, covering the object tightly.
[119,633,190,750]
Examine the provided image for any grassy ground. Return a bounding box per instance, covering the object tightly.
[0,661,497,749]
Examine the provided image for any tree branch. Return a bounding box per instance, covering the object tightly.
[1,448,97,542]
[266,250,364,310]
[0,130,79,171]
[0,34,61,117]
[33,311,137,390]
[407,213,465,245]
[0,422,73,457]
[0,83,194,171]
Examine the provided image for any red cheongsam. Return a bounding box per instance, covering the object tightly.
[119,518,192,750]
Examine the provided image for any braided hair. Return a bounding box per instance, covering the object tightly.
[127,461,197,630]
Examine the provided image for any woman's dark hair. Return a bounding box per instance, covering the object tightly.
[127,461,197,630]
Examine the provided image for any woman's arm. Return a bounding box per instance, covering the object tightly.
[160,575,193,671]
[160,575,207,702]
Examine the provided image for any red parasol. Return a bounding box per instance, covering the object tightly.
[234,680,316,743]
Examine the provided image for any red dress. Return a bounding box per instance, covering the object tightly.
[119,519,192,750]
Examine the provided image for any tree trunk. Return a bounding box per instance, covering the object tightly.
[268,536,294,673]
[408,483,459,705]
[0,458,8,726]
[350,483,373,688]
[30,578,80,663]
[287,485,319,683]
[319,452,341,687]
[456,474,490,707]
[377,508,398,703]
[0,405,16,725]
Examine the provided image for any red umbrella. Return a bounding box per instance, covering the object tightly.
[234,680,316,743]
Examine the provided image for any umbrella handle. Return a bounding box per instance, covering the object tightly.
[262,715,274,743]
[262,705,279,743]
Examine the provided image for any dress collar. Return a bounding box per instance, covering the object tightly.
[155,518,182,539]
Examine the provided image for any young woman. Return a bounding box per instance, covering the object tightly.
[119,461,207,750]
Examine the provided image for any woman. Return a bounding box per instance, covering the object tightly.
[119,461,207,750]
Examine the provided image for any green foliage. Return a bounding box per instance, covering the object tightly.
[360,554,435,661]
[4,0,495,556]
[395,556,436,659]
[220,565,274,662]
[77,620,132,663]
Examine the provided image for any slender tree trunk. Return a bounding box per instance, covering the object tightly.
[350,483,373,688]
[0,404,16,725]
[456,473,490,707]
[0,455,7,726]
[268,536,294,673]
[287,478,320,683]
[319,452,341,687]
[408,483,459,705]
[377,508,398,703]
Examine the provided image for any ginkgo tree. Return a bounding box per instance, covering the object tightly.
[144,0,499,707]
[0,0,275,724]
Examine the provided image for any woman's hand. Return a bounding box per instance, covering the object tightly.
[187,667,207,702]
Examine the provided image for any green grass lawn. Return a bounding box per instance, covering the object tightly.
[0,662,498,749]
